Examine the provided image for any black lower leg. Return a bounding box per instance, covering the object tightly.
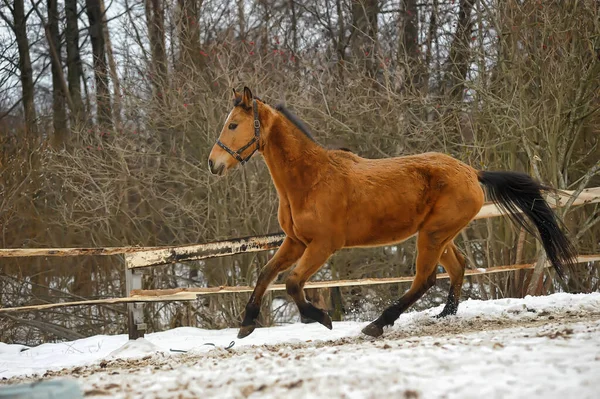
[361,298,413,338]
[240,264,279,329]
[363,271,436,337]
[374,298,412,327]
[298,302,333,329]
[436,287,459,318]
[300,315,317,324]
[287,275,333,329]
[241,301,260,326]
[237,238,305,339]
[381,270,437,326]
[238,297,261,338]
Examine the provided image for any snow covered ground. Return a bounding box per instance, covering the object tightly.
[1,292,600,398]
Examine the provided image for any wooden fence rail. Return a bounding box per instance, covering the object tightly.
[0,187,599,340]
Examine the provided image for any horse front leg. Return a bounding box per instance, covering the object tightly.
[285,243,336,330]
[238,237,305,338]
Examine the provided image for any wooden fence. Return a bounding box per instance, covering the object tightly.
[1,187,599,340]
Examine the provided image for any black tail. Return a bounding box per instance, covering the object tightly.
[478,171,576,279]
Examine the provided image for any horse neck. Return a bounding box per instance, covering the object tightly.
[261,115,327,193]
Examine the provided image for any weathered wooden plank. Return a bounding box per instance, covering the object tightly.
[0,245,162,258]
[124,233,286,269]
[2,254,598,314]
[0,235,285,259]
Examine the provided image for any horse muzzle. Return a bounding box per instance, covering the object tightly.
[208,159,226,176]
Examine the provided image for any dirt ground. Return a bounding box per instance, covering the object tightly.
[4,305,599,399]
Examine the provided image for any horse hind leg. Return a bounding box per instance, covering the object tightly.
[285,244,335,330]
[362,232,444,338]
[436,242,466,318]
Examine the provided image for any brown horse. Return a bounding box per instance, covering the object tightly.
[208,87,576,339]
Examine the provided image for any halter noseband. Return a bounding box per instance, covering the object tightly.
[216,100,260,165]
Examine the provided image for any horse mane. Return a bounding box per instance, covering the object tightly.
[273,104,355,153]
[273,104,317,143]
[233,96,337,148]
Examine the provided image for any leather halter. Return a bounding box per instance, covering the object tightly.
[216,100,260,165]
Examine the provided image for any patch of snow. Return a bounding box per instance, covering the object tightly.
[0,292,598,399]
[0,343,30,355]
[106,338,165,359]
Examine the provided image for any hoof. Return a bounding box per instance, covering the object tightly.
[361,323,384,338]
[435,309,456,319]
[320,313,333,330]
[237,324,256,339]
[301,315,318,324]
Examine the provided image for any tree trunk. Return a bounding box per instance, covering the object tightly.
[443,0,476,100]
[258,0,271,55]
[65,0,85,128]
[526,252,548,296]
[289,0,298,55]
[335,0,346,83]
[30,0,75,146]
[237,0,245,39]
[86,0,112,129]
[99,0,122,131]
[399,0,421,91]
[48,0,68,147]
[178,0,204,72]
[12,0,38,137]
[422,0,438,95]
[351,0,379,78]
[146,0,169,94]
[146,0,170,150]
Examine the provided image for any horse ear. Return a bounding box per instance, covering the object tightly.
[241,86,253,108]
[232,88,237,98]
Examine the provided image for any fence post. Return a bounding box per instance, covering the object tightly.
[125,259,146,340]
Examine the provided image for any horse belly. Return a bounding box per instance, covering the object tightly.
[343,208,422,248]
[345,232,417,248]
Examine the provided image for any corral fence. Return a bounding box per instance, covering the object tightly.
[1,188,599,340]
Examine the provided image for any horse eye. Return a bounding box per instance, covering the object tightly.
[228,123,238,130]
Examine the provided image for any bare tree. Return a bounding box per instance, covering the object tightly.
[398,0,420,91]
[47,0,68,146]
[146,0,169,94]
[65,0,84,126]
[100,0,122,130]
[351,0,379,78]
[443,0,476,100]
[86,0,112,128]
[177,0,204,71]
[0,0,38,137]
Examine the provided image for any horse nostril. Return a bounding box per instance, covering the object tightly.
[208,159,214,172]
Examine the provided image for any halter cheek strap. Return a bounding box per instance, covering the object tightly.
[216,100,261,165]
